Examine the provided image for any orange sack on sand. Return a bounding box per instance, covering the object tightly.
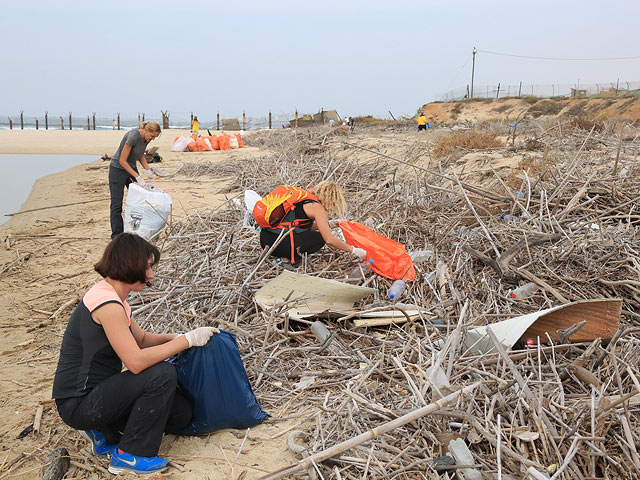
[339,220,416,281]
[218,134,231,151]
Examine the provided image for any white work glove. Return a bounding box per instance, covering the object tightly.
[141,168,155,179]
[151,166,165,177]
[183,327,220,347]
[351,246,367,261]
[328,219,344,229]
[135,175,146,186]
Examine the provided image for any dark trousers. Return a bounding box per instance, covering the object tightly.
[109,165,137,238]
[260,228,325,263]
[55,362,192,457]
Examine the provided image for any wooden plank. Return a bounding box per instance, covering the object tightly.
[522,298,621,343]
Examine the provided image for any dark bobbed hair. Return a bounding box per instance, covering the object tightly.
[94,233,160,284]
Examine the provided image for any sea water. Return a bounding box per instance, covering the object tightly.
[0,154,97,226]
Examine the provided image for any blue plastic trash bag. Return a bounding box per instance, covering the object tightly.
[170,330,268,435]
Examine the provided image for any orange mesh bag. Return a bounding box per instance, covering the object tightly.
[208,135,219,150]
[218,134,231,150]
[234,134,244,148]
[252,185,317,229]
[198,138,212,151]
[187,141,200,152]
[339,220,416,281]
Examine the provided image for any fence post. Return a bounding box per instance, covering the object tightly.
[117,113,120,130]
[295,109,298,128]
[69,112,72,130]
[137,113,141,127]
[242,111,246,130]
[217,112,220,130]
[60,116,64,130]
[496,83,500,99]
[9,118,12,130]
[87,116,90,130]
[616,78,619,96]
[92,112,96,130]
[45,111,48,130]
[269,111,272,129]
[518,81,522,97]
[142,112,145,123]
[36,119,39,130]
[20,111,24,130]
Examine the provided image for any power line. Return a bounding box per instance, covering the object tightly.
[477,49,640,61]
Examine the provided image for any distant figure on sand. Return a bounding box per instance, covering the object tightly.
[108,122,161,238]
[417,112,429,132]
[191,116,200,135]
[52,233,219,475]
[253,181,367,270]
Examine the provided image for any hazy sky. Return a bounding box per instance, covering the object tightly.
[2,0,639,120]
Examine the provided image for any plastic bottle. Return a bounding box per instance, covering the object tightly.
[388,280,407,300]
[509,282,538,300]
[349,259,373,278]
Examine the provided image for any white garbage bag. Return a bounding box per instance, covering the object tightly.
[170,136,193,152]
[124,183,172,240]
[243,190,261,234]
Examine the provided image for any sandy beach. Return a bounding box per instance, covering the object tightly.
[0,129,302,479]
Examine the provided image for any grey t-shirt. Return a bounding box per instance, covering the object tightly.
[110,129,148,171]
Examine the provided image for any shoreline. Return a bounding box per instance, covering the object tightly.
[0,128,193,155]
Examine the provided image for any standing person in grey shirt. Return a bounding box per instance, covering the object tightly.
[109,122,161,238]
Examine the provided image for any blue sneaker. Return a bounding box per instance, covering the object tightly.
[79,430,117,456]
[108,449,169,475]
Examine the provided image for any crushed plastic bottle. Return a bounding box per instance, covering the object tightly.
[509,282,538,300]
[424,258,443,285]
[410,250,434,263]
[388,280,407,300]
[349,259,374,278]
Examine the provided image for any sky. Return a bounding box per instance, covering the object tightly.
[1,0,639,121]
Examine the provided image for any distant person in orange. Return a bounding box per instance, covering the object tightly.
[417,112,428,132]
[191,116,200,135]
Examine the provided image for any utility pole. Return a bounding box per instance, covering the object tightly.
[470,46,477,99]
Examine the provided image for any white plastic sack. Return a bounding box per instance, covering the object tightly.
[124,183,172,240]
[229,136,239,149]
[244,190,261,212]
[170,136,193,152]
[243,190,262,234]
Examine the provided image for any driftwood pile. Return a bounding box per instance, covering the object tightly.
[132,121,640,479]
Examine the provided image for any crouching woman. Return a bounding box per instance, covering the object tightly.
[52,233,217,475]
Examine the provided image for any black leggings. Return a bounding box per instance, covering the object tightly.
[56,362,191,457]
[260,228,325,263]
[109,165,137,239]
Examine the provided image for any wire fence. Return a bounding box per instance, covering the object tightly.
[0,109,343,131]
[439,80,640,101]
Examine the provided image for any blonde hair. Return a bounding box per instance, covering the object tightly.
[141,121,161,134]
[312,181,346,216]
